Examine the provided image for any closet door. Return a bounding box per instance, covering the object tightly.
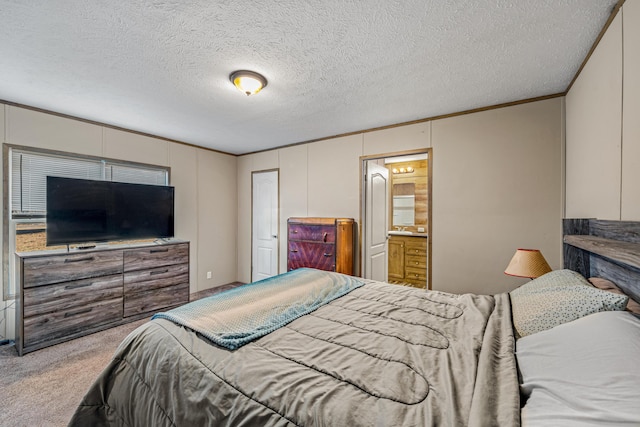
[252,170,279,282]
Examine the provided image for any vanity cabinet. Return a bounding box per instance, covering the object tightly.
[15,241,189,355]
[287,217,355,275]
[388,238,406,281]
[387,235,427,288]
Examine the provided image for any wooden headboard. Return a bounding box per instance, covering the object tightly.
[563,219,640,304]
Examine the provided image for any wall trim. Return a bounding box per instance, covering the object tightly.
[241,93,565,156]
[0,99,235,157]
[565,0,625,93]
[2,93,565,160]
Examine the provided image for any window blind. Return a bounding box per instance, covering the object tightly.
[10,149,169,216]
[105,163,167,185]
[11,152,103,215]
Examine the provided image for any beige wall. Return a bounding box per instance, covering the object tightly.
[431,98,563,294]
[0,104,238,339]
[0,105,5,340]
[168,143,199,290]
[278,144,309,277]
[236,155,252,283]
[622,1,640,220]
[565,12,623,219]
[307,135,363,219]
[237,99,563,295]
[196,149,238,288]
[363,122,430,156]
[0,104,5,140]
[103,128,169,167]
[566,4,640,221]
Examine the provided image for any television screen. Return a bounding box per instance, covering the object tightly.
[46,176,174,245]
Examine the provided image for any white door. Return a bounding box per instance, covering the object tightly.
[252,170,279,282]
[364,161,389,281]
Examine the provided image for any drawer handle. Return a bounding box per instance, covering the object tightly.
[64,307,93,318]
[415,262,419,265]
[290,249,298,253]
[150,248,169,253]
[292,230,298,234]
[65,256,94,263]
[323,253,332,257]
[323,232,328,242]
[150,269,169,276]
[65,282,92,290]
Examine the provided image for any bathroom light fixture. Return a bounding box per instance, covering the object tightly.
[392,166,414,174]
[229,70,267,96]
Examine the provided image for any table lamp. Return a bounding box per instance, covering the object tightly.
[504,248,552,279]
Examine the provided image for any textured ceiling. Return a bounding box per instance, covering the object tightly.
[0,1,618,155]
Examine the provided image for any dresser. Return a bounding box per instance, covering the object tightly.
[287,218,355,275]
[388,235,427,288]
[16,241,189,355]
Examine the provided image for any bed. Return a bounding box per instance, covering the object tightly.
[68,219,640,426]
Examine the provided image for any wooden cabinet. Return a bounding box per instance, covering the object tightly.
[16,241,189,355]
[388,238,405,281]
[287,218,355,275]
[387,235,427,288]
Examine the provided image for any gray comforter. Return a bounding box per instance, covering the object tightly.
[69,281,519,426]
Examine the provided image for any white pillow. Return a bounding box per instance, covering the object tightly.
[517,311,640,426]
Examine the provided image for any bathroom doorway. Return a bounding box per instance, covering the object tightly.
[361,149,432,289]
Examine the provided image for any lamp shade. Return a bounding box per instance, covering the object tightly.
[504,249,552,279]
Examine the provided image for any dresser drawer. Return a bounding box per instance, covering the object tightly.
[23,297,123,347]
[124,263,189,294]
[23,274,123,318]
[22,250,124,288]
[288,224,336,243]
[405,255,426,269]
[288,241,336,272]
[289,240,336,263]
[124,243,189,272]
[124,282,189,318]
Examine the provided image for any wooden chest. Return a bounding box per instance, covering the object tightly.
[287,218,355,275]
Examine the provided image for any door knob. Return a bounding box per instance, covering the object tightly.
[272,235,277,238]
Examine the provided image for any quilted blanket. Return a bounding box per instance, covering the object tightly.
[70,276,520,426]
[152,268,365,349]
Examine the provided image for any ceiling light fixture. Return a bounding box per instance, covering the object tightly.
[229,70,268,96]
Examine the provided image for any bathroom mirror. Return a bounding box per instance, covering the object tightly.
[392,183,415,226]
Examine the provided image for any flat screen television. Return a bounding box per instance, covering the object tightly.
[46,176,175,246]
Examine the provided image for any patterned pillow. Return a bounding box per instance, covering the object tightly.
[588,277,640,315]
[510,269,629,338]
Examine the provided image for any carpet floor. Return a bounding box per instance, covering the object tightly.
[0,282,243,427]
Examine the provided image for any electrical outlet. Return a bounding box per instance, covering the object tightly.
[418,227,425,232]
[206,271,212,279]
